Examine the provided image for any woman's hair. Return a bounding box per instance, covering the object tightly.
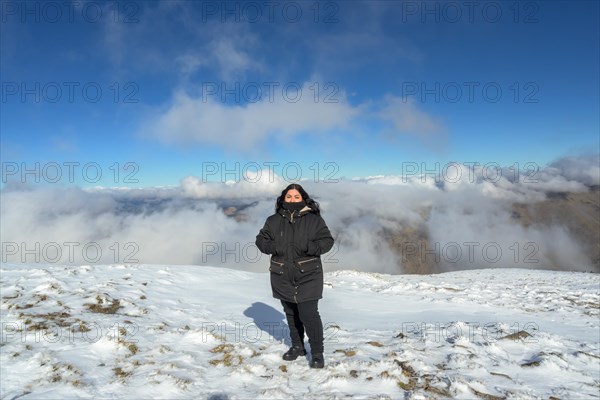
[275,183,321,215]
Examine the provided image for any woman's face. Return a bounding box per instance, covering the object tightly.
[284,189,303,203]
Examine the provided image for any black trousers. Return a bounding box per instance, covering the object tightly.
[280,299,324,354]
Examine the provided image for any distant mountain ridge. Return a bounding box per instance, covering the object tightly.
[221,186,600,274]
[510,185,600,271]
[384,185,599,274]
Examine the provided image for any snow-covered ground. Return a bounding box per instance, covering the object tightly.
[1,263,599,399]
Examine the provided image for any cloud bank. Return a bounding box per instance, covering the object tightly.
[1,155,598,273]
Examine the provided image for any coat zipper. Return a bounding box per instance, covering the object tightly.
[283,209,299,303]
[297,257,318,265]
[270,259,284,275]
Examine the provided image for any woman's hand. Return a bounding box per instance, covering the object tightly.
[299,240,309,253]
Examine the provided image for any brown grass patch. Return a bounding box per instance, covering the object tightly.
[114,367,132,378]
[334,349,356,357]
[209,343,243,367]
[85,296,122,314]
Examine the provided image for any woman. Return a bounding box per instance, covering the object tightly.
[255,183,334,368]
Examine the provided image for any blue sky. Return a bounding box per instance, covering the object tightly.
[1,0,598,188]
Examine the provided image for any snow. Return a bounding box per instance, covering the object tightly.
[1,263,599,399]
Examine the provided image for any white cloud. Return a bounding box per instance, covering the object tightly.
[180,169,287,199]
[176,53,207,78]
[144,82,361,150]
[144,84,448,152]
[99,2,265,80]
[548,154,600,187]
[2,155,596,272]
[378,95,445,138]
[209,35,263,80]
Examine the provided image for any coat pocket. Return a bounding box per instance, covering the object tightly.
[269,259,285,275]
[293,256,321,273]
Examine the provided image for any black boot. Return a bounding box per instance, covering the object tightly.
[310,353,324,368]
[282,345,306,361]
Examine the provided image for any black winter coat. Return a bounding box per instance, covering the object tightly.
[255,204,334,303]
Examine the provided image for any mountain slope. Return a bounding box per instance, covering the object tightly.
[1,263,599,399]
